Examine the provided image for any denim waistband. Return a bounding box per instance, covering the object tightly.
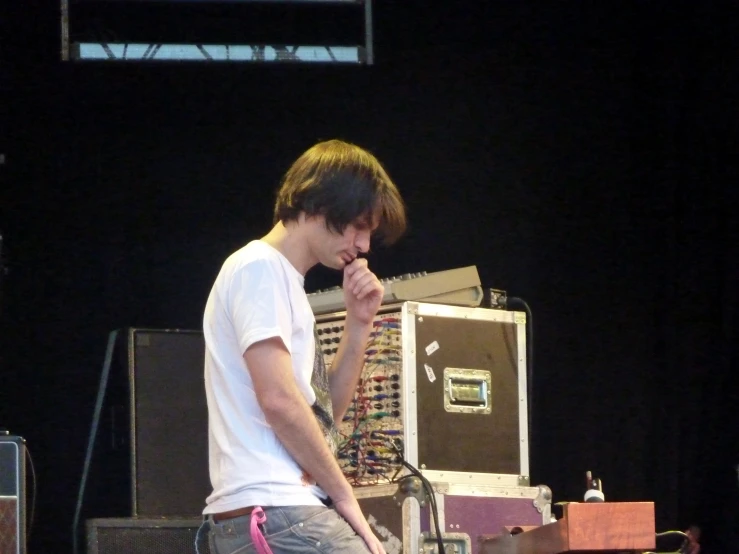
[206,505,329,538]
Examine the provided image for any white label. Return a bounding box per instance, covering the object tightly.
[424,363,436,383]
[425,340,440,356]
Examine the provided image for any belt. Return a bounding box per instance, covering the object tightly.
[212,506,256,524]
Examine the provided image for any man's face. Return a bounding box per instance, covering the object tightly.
[311,215,375,270]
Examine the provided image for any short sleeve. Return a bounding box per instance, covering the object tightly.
[226,258,293,356]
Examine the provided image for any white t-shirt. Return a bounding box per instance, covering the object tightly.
[202,240,335,513]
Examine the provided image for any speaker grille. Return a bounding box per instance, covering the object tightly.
[87,518,210,554]
[0,437,25,554]
[0,498,19,554]
[129,329,210,517]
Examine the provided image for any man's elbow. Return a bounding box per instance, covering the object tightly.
[258,388,301,422]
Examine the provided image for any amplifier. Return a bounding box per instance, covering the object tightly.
[86,518,210,554]
[0,434,27,554]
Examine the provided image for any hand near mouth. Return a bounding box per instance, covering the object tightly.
[342,258,383,325]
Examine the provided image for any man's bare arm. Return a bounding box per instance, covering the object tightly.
[244,337,385,554]
[329,319,373,422]
[328,258,384,422]
[246,337,352,500]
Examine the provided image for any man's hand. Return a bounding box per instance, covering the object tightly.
[329,259,383,421]
[343,258,383,325]
[333,497,387,554]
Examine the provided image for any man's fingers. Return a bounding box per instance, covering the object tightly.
[361,532,385,554]
[343,260,383,300]
[343,257,368,278]
[355,281,383,301]
[344,262,370,285]
[351,272,380,296]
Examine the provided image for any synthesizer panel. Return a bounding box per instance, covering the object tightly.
[317,301,530,487]
[317,310,404,487]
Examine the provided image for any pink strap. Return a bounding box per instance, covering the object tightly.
[249,506,274,554]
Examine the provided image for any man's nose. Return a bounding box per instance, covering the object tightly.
[355,230,370,253]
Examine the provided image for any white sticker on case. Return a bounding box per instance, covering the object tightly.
[425,340,440,356]
[424,363,436,383]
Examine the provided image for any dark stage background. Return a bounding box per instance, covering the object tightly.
[1,2,738,553]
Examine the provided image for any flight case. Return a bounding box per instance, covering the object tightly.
[355,480,552,554]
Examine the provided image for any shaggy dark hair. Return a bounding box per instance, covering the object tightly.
[273,140,406,245]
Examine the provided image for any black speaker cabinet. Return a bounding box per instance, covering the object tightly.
[81,329,210,520]
[0,434,27,554]
[86,518,210,554]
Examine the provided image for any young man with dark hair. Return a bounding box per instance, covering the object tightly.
[199,140,407,554]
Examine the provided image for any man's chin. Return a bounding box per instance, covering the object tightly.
[321,258,346,271]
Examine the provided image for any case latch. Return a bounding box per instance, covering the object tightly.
[443,368,492,414]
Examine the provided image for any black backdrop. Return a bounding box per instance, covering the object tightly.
[1,2,738,553]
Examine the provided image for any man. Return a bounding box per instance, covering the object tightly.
[199,139,407,554]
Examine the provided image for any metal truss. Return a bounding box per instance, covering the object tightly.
[61,0,374,65]
[72,43,363,63]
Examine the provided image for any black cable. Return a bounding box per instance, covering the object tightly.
[389,439,445,553]
[401,461,445,554]
[507,297,534,455]
[25,446,37,543]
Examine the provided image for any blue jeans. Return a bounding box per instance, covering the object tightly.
[197,506,372,554]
